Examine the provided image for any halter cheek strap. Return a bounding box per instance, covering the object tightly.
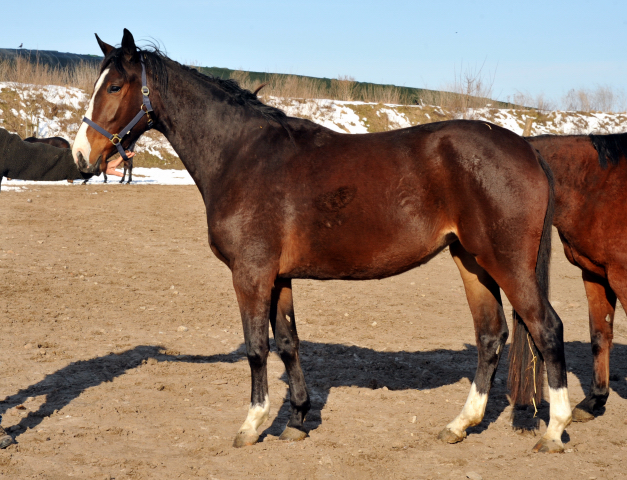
[82,56,154,166]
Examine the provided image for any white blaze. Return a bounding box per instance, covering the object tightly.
[72,68,110,168]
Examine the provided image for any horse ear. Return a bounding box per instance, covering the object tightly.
[121,28,138,61]
[95,34,114,56]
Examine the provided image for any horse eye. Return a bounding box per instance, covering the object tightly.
[108,85,121,94]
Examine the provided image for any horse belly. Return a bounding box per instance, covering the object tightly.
[279,216,456,280]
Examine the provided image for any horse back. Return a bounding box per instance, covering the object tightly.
[24,136,71,149]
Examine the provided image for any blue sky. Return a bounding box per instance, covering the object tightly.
[3,0,626,102]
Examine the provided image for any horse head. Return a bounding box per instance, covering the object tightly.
[72,29,155,174]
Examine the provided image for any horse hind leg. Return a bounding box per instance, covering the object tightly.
[438,241,508,444]
[572,270,616,422]
[270,278,310,442]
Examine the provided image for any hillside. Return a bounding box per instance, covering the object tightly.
[0,48,513,107]
[1,79,624,174]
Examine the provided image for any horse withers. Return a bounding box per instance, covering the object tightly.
[529,132,627,422]
[71,29,571,453]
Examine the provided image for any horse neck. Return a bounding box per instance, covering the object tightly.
[154,62,273,184]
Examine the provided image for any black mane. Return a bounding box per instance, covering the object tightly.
[589,132,627,169]
[101,46,287,126]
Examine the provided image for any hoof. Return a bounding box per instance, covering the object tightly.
[437,428,466,444]
[233,431,259,448]
[279,426,308,442]
[532,437,564,453]
[571,406,595,423]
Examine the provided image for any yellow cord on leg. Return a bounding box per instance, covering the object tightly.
[527,334,539,417]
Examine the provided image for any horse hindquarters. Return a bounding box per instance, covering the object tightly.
[451,148,570,452]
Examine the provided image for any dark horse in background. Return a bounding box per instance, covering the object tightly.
[71,29,570,453]
[529,132,627,422]
[0,130,88,192]
[22,136,84,184]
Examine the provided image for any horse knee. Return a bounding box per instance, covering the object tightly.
[245,339,269,366]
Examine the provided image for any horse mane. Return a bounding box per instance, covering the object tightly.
[589,132,627,169]
[101,45,288,127]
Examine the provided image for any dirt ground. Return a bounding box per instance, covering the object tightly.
[1,184,626,480]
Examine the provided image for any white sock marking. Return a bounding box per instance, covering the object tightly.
[543,387,571,445]
[238,394,270,435]
[445,382,488,436]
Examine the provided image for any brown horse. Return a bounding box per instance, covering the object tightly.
[529,132,627,422]
[71,29,571,452]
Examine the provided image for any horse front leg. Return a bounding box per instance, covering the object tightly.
[270,278,310,441]
[232,270,274,448]
[127,164,132,184]
[572,270,616,422]
[438,242,508,443]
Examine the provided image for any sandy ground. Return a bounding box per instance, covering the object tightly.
[0,184,626,480]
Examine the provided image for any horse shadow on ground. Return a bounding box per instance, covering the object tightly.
[1,341,626,443]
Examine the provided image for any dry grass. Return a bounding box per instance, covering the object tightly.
[419,63,496,118]
[562,86,627,113]
[0,55,99,92]
[230,70,411,105]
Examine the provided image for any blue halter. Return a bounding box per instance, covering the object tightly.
[82,55,154,167]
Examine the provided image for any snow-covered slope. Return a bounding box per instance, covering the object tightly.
[1,81,626,188]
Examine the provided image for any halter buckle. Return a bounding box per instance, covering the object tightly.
[110,134,122,145]
[141,86,150,96]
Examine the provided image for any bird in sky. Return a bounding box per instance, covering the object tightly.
[18,43,23,48]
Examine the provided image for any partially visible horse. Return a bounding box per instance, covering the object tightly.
[0,130,89,191]
[529,132,627,422]
[23,136,70,149]
[71,29,571,453]
[103,153,133,184]
[22,136,84,184]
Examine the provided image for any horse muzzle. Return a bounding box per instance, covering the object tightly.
[75,151,102,175]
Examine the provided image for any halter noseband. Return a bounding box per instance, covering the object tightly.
[82,55,154,167]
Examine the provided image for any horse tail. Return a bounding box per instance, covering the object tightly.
[508,149,554,407]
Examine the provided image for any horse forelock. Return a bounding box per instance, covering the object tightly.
[589,132,627,169]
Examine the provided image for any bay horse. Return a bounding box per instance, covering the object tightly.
[71,29,571,453]
[529,132,627,422]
